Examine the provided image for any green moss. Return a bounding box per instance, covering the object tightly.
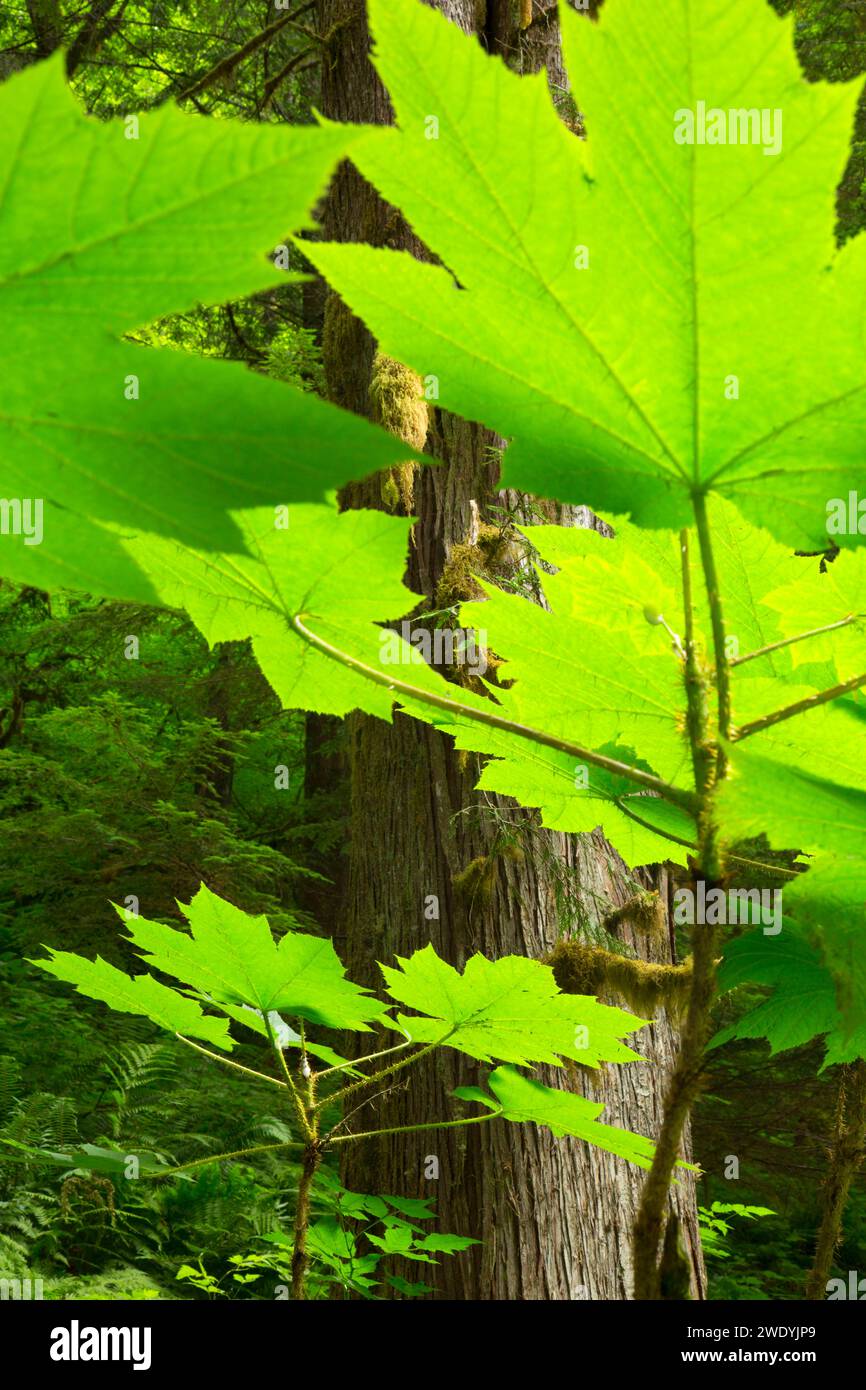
[368,353,428,449]
[368,353,427,513]
[603,890,667,942]
[435,523,523,609]
[549,939,693,1022]
[452,854,497,905]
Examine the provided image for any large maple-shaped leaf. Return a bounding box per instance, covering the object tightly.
[380,944,646,1067]
[31,949,234,1049]
[457,1066,657,1169]
[126,501,457,721]
[307,0,866,550]
[710,929,866,1067]
[476,742,695,868]
[125,883,388,1031]
[0,57,422,599]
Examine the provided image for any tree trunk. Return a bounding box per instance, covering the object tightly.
[317,0,704,1301]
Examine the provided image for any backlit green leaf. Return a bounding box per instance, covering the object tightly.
[380,943,646,1067]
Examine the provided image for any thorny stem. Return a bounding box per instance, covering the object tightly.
[328,1110,501,1145]
[314,1038,448,1112]
[734,670,866,740]
[264,1014,314,1143]
[632,507,725,1301]
[144,1141,303,1179]
[731,615,860,667]
[692,490,731,762]
[175,1034,288,1089]
[291,614,697,811]
[292,1142,322,1300]
[314,1037,413,1079]
[679,528,714,800]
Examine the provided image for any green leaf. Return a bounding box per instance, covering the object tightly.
[475,741,694,868]
[0,58,421,599]
[762,550,866,683]
[381,1194,437,1219]
[308,0,866,549]
[30,948,234,1049]
[451,1085,500,1112]
[204,1001,362,1074]
[415,1233,480,1253]
[124,883,388,1031]
[719,718,866,858]
[460,579,690,786]
[710,929,866,1066]
[385,1274,434,1296]
[785,855,866,1033]
[127,502,428,721]
[397,514,697,861]
[396,500,808,864]
[380,943,646,1067]
[484,1066,658,1169]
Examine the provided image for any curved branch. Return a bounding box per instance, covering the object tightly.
[291,614,698,812]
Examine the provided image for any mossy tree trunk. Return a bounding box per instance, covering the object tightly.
[316,0,704,1301]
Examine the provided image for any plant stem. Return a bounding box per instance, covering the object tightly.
[174,1034,287,1089]
[680,528,714,799]
[145,1140,303,1179]
[291,1142,322,1300]
[731,615,859,667]
[313,1037,448,1112]
[314,1038,412,1080]
[692,490,731,760]
[632,917,717,1299]
[264,1013,313,1142]
[734,670,866,740]
[805,1060,866,1300]
[329,1110,500,1145]
[291,614,698,812]
[632,507,728,1300]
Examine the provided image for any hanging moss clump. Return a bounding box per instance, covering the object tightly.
[452,842,524,906]
[603,890,667,943]
[435,523,524,609]
[368,353,428,513]
[548,939,693,1022]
